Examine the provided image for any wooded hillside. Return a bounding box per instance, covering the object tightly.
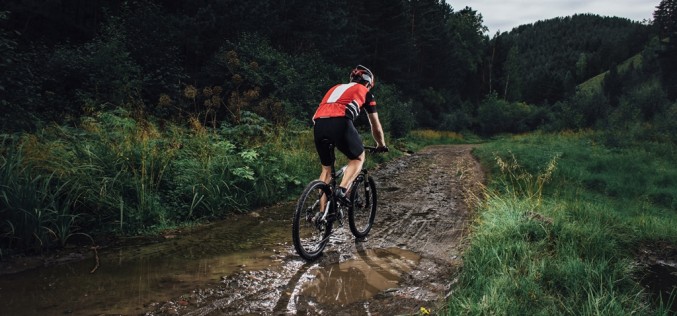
[2,0,672,135]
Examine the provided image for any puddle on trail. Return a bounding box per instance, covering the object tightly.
[287,247,420,309]
[0,204,291,316]
[0,204,422,316]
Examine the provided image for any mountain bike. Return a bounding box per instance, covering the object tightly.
[292,143,385,261]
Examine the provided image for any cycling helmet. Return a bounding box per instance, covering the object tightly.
[350,65,375,88]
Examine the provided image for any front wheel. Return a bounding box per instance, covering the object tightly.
[292,180,332,261]
[348,174,377,238]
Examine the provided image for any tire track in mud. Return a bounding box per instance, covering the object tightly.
[149,145,485,316]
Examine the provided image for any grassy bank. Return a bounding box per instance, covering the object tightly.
[1,109,322,253]
[1,109,420,255]
[446,131,677,315]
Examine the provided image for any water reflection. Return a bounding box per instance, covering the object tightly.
[288,247,420,309]
[0,205,290,316]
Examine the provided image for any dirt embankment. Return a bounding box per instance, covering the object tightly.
[149,144,486,315]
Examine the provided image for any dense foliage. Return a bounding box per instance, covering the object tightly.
[0,0,486,132]
[488,14,650,104]
[1,1,674,134]
[654,0,677,99]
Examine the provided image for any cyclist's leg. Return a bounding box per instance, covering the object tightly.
[313,120,336,176]
[339,152,364,190]
[313,118,340,215]
[336,119,365,191]
[317,165,331,217]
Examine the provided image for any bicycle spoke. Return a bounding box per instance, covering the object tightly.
[348,175,377,238]
[293,180,332,260]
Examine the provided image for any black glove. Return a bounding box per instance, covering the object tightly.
[373,146,389,153]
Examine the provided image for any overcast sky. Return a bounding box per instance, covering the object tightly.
[452,0,657,34]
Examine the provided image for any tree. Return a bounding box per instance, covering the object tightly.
[490,14,650,105]
[503,45,521,100]
[654,0,677,100]
[603,63,622,107]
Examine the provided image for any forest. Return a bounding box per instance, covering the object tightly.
[0,0,676,253]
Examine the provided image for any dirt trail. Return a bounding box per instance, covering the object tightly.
[148,144,485,315]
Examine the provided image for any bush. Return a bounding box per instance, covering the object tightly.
[477,92,540,135]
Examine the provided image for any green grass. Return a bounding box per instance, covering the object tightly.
[1,110,323,252]
[0,109,426,254]
[446,131,677,315]
[578,54,643,94]
[396,129,478,153]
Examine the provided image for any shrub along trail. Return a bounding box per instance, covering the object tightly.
[149,144,485,315]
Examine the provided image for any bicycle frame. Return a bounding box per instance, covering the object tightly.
[318,144,376,223]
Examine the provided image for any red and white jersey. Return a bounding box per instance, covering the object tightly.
[312,83,377,121]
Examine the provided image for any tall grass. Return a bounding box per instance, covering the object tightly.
[0,136,87,253]
[1,109,322,253]
[446,131,677,315]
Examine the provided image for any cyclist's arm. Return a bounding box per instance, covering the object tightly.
[367,112,386,148]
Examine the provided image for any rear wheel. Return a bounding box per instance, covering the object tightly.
[348,174,377,238]
[292,180,332,261]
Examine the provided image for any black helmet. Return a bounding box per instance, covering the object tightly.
[350,65,375,88]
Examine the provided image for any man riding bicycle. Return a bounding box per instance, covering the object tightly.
[312,65,388,205]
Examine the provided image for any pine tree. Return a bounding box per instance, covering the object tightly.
[654,0,677,99]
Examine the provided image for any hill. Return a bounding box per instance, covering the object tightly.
[577,53,644,94]
[489,14,651,104]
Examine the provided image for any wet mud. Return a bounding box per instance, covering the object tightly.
[637,242,677,312]
[149,144,486,315]
[0,145,486,315]
[5,144,672,315]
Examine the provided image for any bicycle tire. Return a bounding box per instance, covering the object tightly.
[348,174,377,238]
[292,180,332,261]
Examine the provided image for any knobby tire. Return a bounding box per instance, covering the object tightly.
[348,175,377,238]
[292,180,332,261]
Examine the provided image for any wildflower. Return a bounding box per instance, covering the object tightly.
[158,94,172,107]
[183,85,198,99]
[188,116,205,133]
[211,95,222,108]
[420,306,430,315]
[203,86,213,97]
[232,74,243,85]
[225,50,240,67]
[244,88,260,100]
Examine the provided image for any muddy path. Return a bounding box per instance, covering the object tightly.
[0,144,485,316]
[148,144,486,315]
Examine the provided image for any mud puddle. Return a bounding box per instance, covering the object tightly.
[0,206,422,316]
[289,248,420,307]
[0,205,291,316]
[149,145,485,315]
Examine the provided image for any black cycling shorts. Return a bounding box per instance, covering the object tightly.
[313,117,364,166]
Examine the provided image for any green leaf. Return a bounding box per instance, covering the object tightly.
[232,166,255,181]
[239,150,258,162]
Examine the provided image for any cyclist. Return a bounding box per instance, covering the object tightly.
[312,65,388,206]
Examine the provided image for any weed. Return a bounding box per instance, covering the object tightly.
[493,150,560,207]
[447,131,676,315]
